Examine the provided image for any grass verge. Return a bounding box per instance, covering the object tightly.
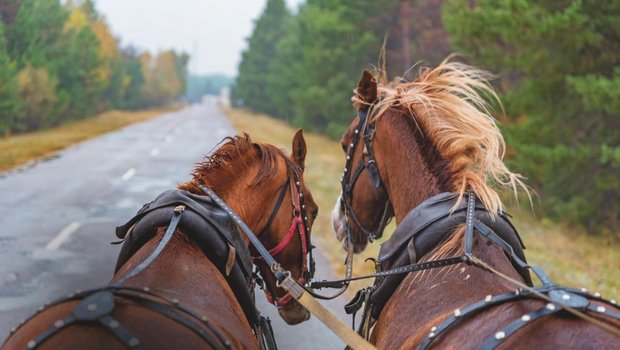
[224,107,619,298]
[0,105,181,173]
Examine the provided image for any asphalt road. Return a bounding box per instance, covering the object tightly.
[0,98,351,348]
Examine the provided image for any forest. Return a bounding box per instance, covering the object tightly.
[233,0,620,235]
[0,0,188,134]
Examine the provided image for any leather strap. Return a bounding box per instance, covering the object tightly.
[113,205,185,286]
[258,177,290,238]
[479,305,557,350]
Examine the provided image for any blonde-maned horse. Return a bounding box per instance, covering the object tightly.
[331,57,620,349]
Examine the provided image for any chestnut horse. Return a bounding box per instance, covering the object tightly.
[331,59,620,349]
[3,130,319,350]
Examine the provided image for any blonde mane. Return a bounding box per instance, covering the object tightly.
[353,56,529,215]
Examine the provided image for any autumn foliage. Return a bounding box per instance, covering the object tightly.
[0,0,188,134]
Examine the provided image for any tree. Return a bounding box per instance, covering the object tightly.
[57,7,103,118]
[15,64,57,131]
[118,49,145,109]
[0,20,20,134]
[8,0,67,69]
[235,0,292,115]
[139,50,188,106]
[444,0,620,233]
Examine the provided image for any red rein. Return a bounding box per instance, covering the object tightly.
[253,180,310,308]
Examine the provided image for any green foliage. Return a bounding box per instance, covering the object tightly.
[237,0,619,233]
[15,64,57,130]
[0,0,188,134]
[0,20,20,135]
[234,0,292,115]
[57,23,103,119]
[444,0,620,233]
[236,0,400,137]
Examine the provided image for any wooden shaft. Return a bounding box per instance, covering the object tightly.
[280,276,376,350]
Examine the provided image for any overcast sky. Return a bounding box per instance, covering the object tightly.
[95,0,302,77]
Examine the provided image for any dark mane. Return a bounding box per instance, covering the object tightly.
[182,133,299,191]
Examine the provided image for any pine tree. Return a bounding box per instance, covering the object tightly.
[444,0,620,233]
[0,20,20,134]
[235,0,291,115]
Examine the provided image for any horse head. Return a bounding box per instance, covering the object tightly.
[180,129,318,325]
[332,58,528,256]
[332,70,393,254]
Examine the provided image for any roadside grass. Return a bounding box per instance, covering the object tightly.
[224,107,619,298]
[0,105,181,173]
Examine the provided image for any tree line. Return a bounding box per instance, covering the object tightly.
[234,0,620,235]
[0,0,188,135]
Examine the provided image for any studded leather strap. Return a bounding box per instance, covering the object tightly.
[417,289,529,350]
[480,304,558,350]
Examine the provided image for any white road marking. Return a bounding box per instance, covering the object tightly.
[46,222,81,250]
[150,148,160,157]
[121,168,136,181]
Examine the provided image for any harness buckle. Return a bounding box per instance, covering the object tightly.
[173,205,185,213]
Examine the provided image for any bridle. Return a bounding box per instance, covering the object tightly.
[307,108,393,297]
[340,108,393,243]
[249,171,315,308]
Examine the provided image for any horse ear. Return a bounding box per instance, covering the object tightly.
[291,128,307,171]
[355,70,378,108]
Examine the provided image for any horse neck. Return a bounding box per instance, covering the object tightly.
[376,110,521,274]
[376,110,452,223]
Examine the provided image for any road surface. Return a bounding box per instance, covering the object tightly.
[0,98,352,348]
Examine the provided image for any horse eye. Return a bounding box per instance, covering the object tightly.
[341,143,347,152]
[311,209,318,220]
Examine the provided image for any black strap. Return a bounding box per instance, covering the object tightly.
[113,205,185,286]
[312,255,465,289]
[417,289,530,350]
[259,317,278,350]
[22,315,76,350]
[121,295,229,349]
[258,177,290,238]
[479,304,558,350]
[98,315,148,350]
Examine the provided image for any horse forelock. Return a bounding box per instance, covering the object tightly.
[187,133,298,190]
[359,56,530,216]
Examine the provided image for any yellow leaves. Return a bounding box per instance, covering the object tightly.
[17,64,57,126]
[91,20,117,60]
[139,51,185,104]
[64,8,88,32]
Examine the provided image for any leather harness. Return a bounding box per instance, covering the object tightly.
[368,192,531,319]
[340,193,620,348]
[320,108,620,347]
[5,180,318,350]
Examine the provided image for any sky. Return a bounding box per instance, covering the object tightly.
[95,0,302,77]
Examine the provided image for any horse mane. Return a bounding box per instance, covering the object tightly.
[180,133,300,192]
[353,56,529,215]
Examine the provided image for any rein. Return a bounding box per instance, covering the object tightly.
[200,171,315,308]
[201,175,376,350]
